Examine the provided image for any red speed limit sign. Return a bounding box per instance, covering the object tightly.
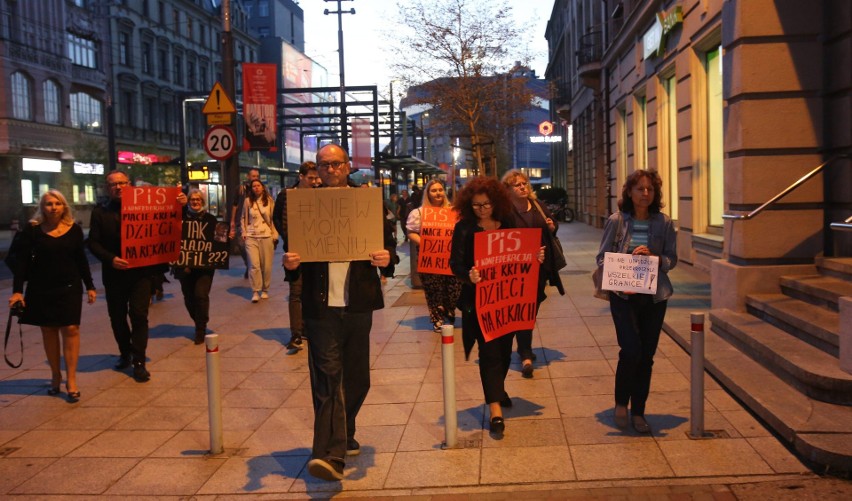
[204,125,236,160]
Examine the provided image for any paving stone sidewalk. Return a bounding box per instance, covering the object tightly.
[0,222,822,498]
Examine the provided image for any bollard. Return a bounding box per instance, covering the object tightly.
[205,334,224,454]
[441,323,458,448]
[690,312,705,438]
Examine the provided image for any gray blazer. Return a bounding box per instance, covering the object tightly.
[595,211,677,302]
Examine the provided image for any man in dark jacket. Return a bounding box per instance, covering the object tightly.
[272,161,320,352]
[87,170,186,382]
[282,144,389,482]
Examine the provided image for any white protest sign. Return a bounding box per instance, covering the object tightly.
[601,252,659,295]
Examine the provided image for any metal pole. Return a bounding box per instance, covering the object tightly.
[690,312,705,438]
[441,324,457,448]
[180,98,188,185]
[205,334,224,454]
[222,0,239,228]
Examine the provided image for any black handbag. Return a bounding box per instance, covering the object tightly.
[4,301,24,368]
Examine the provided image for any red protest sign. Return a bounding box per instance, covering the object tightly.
[121,187,182,268]
[417,207,458,275]
[474,228,542,342]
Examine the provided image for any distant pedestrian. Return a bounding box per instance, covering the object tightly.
[241,179,277,302]
[273,161,320,352]
[398,190,410,241]
[406,179,461,332]
[8,190,96,402]
[597,169,677,434]
[384,193,400,241]
[229,168,261,279]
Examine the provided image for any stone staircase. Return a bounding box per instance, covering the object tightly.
[702,258,852,472]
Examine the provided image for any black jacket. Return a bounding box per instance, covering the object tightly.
[449,216,515,359]
[87,198,167,284]
[294,261,384,319]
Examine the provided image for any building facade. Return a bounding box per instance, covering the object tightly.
[546,0,852,469]
[0,0,259,226]
[546,0,851,273]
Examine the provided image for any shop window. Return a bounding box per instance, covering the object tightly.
[616,105,628,185]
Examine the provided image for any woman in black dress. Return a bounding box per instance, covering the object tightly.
[8,190,97,402]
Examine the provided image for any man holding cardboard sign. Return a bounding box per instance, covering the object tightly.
[283,144,389,481]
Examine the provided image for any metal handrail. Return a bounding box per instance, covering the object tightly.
[722,154,851,221]
[830,215,852,232]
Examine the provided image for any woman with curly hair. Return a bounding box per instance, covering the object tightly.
[406,179,462,332]
[596,169,677,434]
[449,176,518,436]
[240,179,278,302]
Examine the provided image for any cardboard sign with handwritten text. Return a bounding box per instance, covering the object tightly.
[417,207,457,275]
[171,217,230,270]
[474,228,541,342]
[121,187,182,268]
[601,252,659,294]
[286,187,383,262]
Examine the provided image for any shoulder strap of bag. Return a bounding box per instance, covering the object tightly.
[4,309,22,368]
[531,199,548,223]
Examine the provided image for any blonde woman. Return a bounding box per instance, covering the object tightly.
[8,190,97,402]
[501,169,562,378]
[406,179,462,332]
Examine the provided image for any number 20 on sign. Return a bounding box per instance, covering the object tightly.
[204,125,236,160]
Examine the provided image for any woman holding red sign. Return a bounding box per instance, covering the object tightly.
[502,169,563,379]
[406,179,462,333]
[596,170,677,434]
[449,177,518,436]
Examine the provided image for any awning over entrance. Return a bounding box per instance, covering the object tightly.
[376,155,445,176]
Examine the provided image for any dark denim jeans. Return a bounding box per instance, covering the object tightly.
[105,274,153,364]
[305,308,372,463]
[609,292,668,416]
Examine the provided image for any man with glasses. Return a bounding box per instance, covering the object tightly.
[283,144,389,481]
[88,170,186,382]
[273,161,321,353]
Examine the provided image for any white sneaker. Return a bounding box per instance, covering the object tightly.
[261,291,269,299]
[251,292,260,303]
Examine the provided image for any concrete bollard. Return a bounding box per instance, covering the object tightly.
[690,312,705,439]
[205,334,224,454]
[441,323,457,448]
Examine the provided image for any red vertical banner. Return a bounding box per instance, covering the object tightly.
[351,118,371,169]
[473,228,542,342]
[417,207,458,275]
[242,63,278,151]
[121,187,182,268]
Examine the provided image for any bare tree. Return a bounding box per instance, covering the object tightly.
[389,0,535,176]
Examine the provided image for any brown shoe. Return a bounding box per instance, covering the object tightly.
[613,405,629,429]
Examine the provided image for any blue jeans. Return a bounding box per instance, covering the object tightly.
[609,293,667,416]
[305,308,372,462]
